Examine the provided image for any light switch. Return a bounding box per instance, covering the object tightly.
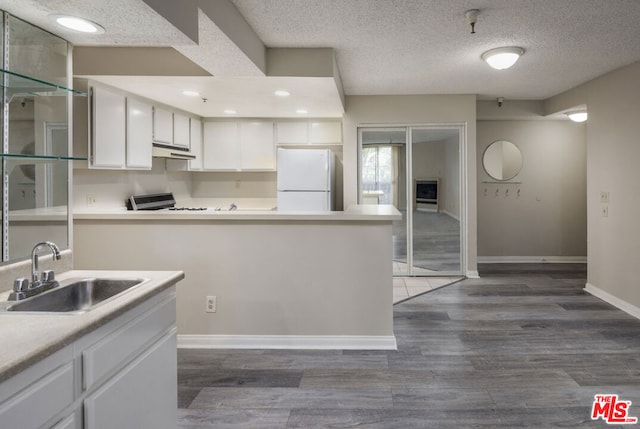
[601,205,609,217]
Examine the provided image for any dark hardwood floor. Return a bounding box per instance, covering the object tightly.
[177,264,640,428]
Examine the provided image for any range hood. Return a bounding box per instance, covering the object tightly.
[152,143,196,160]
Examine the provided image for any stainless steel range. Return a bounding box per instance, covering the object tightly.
[126,193,207,211]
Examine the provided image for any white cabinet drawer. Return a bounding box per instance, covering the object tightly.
[0,363,74,429]
[82,295,176,391]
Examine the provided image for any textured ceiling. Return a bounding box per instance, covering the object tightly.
[2,0,640,110]
[231,0,640,100]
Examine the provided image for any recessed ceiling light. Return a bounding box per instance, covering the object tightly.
[566,110,588,122]
[223,109,237,115]
[49,14,105,34]
[274,90,290,97]
[296,109,308,115]
[481,47,524,70]
[182,90,200,97]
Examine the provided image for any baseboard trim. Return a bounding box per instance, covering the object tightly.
[478,256,587,264]
[177,335,398,350]
[584,283,640,320]
[466,270,480,278]
[442,210,460,222]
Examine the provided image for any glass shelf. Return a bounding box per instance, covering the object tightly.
[1,153,87,174]
[0,69,87,100]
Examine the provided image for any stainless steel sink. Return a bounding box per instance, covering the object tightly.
[2,278,146,313]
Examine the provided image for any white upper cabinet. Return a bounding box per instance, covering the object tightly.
[239,121,275,170]
[203,122,239,170]
[188,118,203,171]
[91,85,126,169]
[276,121,308,145]
[173,113,190,149]
[125,98,152,169]
[276,120,342,145]
[201,121,276,171]
[153,106,173,145]
[309,121,342,144]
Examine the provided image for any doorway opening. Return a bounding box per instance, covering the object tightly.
[358,125,465,276]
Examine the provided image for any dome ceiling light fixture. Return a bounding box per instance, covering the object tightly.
[481,47,524,70]
[49,14,105,34]
[566,110,588,122]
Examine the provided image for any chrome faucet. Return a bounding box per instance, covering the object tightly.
[31,241,61,286]
[8,241,61,301]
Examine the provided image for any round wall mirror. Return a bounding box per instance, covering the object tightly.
[482,140,523,181]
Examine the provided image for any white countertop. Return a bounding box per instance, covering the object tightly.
[74,204,402,221]
[0,270,184,383]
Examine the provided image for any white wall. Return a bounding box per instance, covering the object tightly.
[343,95,477,274]
[581,61,640,310]
[477,120,587,260]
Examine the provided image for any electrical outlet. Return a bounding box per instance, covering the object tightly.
[206,295,217,313]
[600,191,610,203]
[86,195,96,207]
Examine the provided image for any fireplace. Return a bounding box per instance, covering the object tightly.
[414,178,439,211]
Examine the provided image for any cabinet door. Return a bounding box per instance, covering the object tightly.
[125,98,152,169]
[276,121,308,145]
[240,121,275,170]
[173,113,190,148]
[153,106,173,144]
[84,330,177,429]
[309,121,342,144]
[189,118,203,171]
[203,122,238,170]
[91,86,126,169]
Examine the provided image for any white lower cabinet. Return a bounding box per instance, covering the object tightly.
[51,414,78,429]
[84,330,176,429]
[0,287,177,429]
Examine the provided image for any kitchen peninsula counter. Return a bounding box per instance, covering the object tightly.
[74,205,401,350]
[73,204,400,221]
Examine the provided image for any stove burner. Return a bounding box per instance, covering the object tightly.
[168,207,208,211]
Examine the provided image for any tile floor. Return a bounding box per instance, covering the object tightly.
[393,276,463,304]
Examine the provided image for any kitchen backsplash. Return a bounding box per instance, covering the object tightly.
[73,158,192,210]
[73,161,278,211]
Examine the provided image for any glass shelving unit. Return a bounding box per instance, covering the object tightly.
[1,153,88,174]
[0,68,87,101]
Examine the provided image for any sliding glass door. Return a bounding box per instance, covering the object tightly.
[359,128,408,276]
[359,125,464,276]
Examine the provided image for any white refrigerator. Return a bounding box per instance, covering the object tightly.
[277,148,334,211]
